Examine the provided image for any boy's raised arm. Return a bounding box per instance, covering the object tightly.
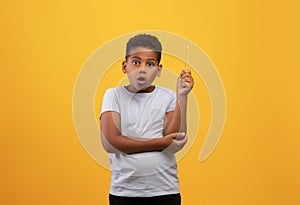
[100,111,186,154]
[164,69,194,135]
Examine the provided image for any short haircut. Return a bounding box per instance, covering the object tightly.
[125,34,162,63]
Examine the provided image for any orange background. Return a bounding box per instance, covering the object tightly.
[1,0,300,204]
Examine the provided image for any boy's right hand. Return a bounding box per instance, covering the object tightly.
[162,132,188,153]
[176,69,194,97]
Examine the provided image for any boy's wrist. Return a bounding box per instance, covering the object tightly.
[176,93,188,101]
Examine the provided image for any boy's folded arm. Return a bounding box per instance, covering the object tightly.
[100,111,169,154]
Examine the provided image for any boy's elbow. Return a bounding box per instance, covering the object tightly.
[102,142,121,153]
[102,143,114,153]
[104,148,116,154]
[101,135,120,153]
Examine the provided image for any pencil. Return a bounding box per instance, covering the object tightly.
[184,45,189,71]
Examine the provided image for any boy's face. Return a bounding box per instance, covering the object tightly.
[122,47,162,92]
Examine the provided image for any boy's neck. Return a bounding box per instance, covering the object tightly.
[125,85,155,93]
[137,85,155,93]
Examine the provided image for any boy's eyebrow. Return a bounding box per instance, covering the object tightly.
[131,56,156,61]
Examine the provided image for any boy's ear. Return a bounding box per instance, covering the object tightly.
[157,64,162,77]
[122,61,127,73]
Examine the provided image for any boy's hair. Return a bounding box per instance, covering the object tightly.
[125,34,162,63]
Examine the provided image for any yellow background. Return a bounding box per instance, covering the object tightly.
[1,0,300,204]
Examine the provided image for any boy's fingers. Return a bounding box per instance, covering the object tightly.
[182,78,194,87]
[175,132,186,140]
[183,77,194,83]
[168,132,185,139]
[180,69,191,77]
[182,69,191,74]
[181,73,193,79]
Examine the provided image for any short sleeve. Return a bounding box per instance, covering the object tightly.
[100,88,120,119]
[165,89,176,113]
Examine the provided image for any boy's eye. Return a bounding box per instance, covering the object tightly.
[146,62,155,67]
[132,60,140,65]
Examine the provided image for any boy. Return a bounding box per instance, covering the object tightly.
[100,34,194,205]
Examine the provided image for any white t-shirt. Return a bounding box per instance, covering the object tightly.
[100,86,180,197]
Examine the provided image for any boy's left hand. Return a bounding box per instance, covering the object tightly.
[177,69,194,97]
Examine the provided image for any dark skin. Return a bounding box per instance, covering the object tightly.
[100,47,194,154]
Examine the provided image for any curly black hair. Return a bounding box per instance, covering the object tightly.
[125,34,162,63]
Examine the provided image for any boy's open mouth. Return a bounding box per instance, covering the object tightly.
[137,77,146,81]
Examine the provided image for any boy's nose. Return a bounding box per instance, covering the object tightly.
[138,64,147,73]
[138,69,146,74]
